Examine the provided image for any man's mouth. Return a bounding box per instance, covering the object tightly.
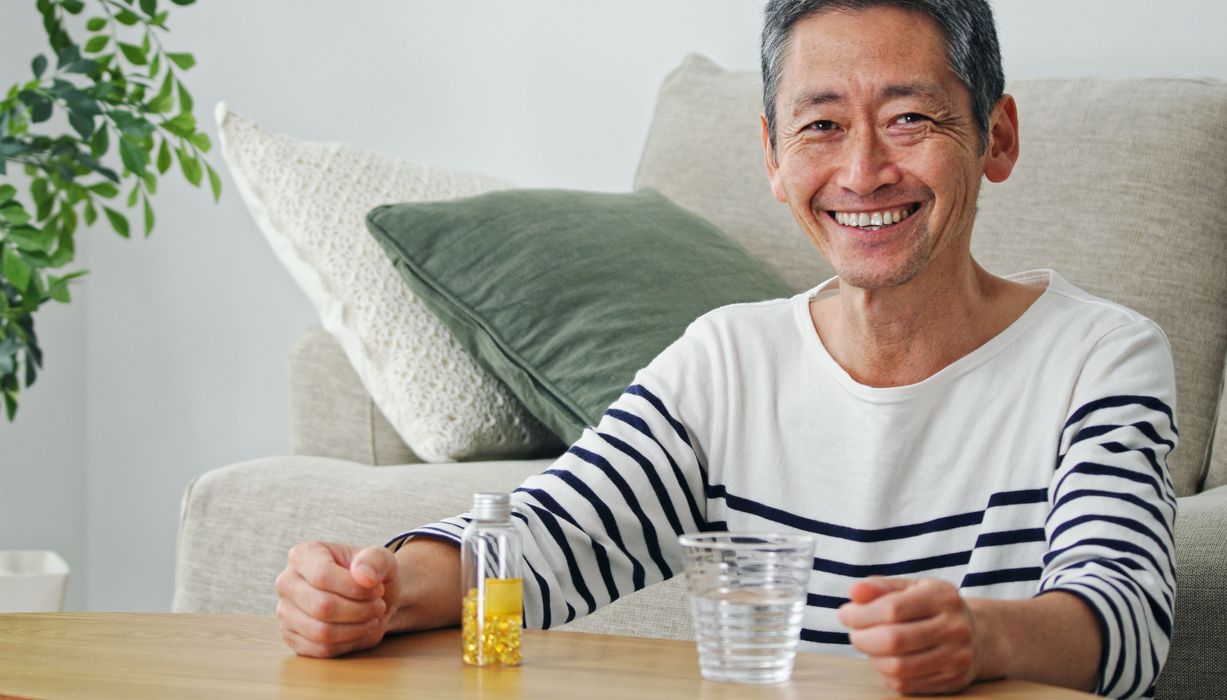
[828,203,921,231]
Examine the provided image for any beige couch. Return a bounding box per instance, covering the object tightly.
[174,57,1227,698]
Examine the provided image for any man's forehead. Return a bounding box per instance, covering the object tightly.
[787,80,950,112]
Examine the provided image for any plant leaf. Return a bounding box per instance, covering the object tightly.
[85,35,109,53]
[0,184,15,203]
[1,203,32,227]
[102,206,130,238]
[140,0,157,17]
[176,81,193,113]
[118,42,147,65]
[89,124,109,158]
[206,162,221,202]
[3,248,33,291]
[115,9,140,25]
[86,17,107,31]
[176,146,201,186]
[188,131,210,152]
[156,139,172,173]
[89,182,119,198]
[142,194,154,236]
[32,54,48,78]
[167,52,195,70]
[118,134,148,175]
[69,110,95,139]
[84,199,97,225]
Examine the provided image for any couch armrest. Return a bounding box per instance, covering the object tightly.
[289,326,418,465]
[173,455,698,642]
[173,456,547,614]
[1157,484,1227,699]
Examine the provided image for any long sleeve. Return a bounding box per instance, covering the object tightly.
[1039,319,1178,699]
[393,321,718,629]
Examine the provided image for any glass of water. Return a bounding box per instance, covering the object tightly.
[678,532,815,684]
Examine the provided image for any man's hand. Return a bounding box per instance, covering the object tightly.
[275,541,401,658]
[837,577,1001,695]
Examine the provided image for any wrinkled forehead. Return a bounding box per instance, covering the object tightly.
[776,7,965,107]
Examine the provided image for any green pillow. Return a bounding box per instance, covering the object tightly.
[366,188,792,443]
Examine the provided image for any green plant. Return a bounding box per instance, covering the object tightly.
[0,0,218,420]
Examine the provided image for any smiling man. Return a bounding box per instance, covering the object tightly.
[275,2,1177,697]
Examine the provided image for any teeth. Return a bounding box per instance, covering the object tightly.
[834,206,913,229]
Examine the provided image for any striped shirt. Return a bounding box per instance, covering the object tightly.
[397,269,1177,699]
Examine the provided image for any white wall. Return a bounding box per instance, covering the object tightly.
[2,1,1224,612]
[0,1,88,611]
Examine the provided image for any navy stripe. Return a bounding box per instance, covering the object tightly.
[513,499,599,614]
[409,526,462,544]
[1063,395,1177,435]
[542,467,647,590]
[606,408,707,531]
[569,444,674,581]
[596,429,686,537]
[705,520,729,532]
[1047,489,1173,540]
[516,489,620,604]
[807,593,849,609]
[961,567,1042,588]
[708,483,996,542]
[1043,538,1165,585]
[1049,514,1174,574]
[518,551,552,630]
[1042,542,1173,639]
[1100,442,1175,494]
[1081,573,1147,698]
[625,384,693,448]
[801,628,851,645]
[986,488,1048,507]
[1051,582,1119,696]
[1063,422,1175,460]
[813,550,970,578]
[1053,461,1173,510]
[1100,573,1162,700]
[974,528,1046,548]
[1079,557,1174,603]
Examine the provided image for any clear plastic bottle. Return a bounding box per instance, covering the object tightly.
[460,492,523,666]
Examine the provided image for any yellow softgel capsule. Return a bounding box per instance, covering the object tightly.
[461,580,523,666]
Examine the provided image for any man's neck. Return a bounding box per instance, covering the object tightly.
[811,258,1044,387]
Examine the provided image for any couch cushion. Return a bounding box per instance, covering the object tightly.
[635,55,1227,497]
[217,105,562,463]
[366,188,792,443]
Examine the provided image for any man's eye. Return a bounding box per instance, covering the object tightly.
[808,120,836,132]
[895,113,929,126]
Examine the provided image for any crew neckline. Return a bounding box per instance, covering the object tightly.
[793,269,1060,402]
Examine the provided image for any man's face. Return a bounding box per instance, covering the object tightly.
[764,6,1012,290]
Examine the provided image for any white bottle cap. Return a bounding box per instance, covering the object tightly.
[472,492,512,522]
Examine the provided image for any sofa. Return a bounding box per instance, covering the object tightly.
[174,56,1227,698]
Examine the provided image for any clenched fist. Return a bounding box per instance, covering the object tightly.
[275,540,401,658]
[838,577,992,695]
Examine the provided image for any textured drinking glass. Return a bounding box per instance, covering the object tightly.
[679,532,815,684]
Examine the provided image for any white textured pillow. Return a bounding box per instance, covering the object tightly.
[216,104,559,462]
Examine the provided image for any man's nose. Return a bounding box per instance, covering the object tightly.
[833,128,901,196]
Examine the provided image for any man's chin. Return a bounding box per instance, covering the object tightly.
[835,260,927,291]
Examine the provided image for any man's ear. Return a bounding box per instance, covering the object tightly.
[762,114,788,203]
[983,94,1020,183]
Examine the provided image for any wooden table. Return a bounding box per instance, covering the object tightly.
[0,613,1093,699]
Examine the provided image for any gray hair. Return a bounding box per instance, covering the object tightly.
[761,0,1004,152]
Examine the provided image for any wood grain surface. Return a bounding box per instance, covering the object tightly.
[0,613,1094,699]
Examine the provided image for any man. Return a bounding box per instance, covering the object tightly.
[275,1,1177,697]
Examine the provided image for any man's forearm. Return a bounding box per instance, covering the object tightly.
[969,590,1101,692]
[387,537,463,633]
